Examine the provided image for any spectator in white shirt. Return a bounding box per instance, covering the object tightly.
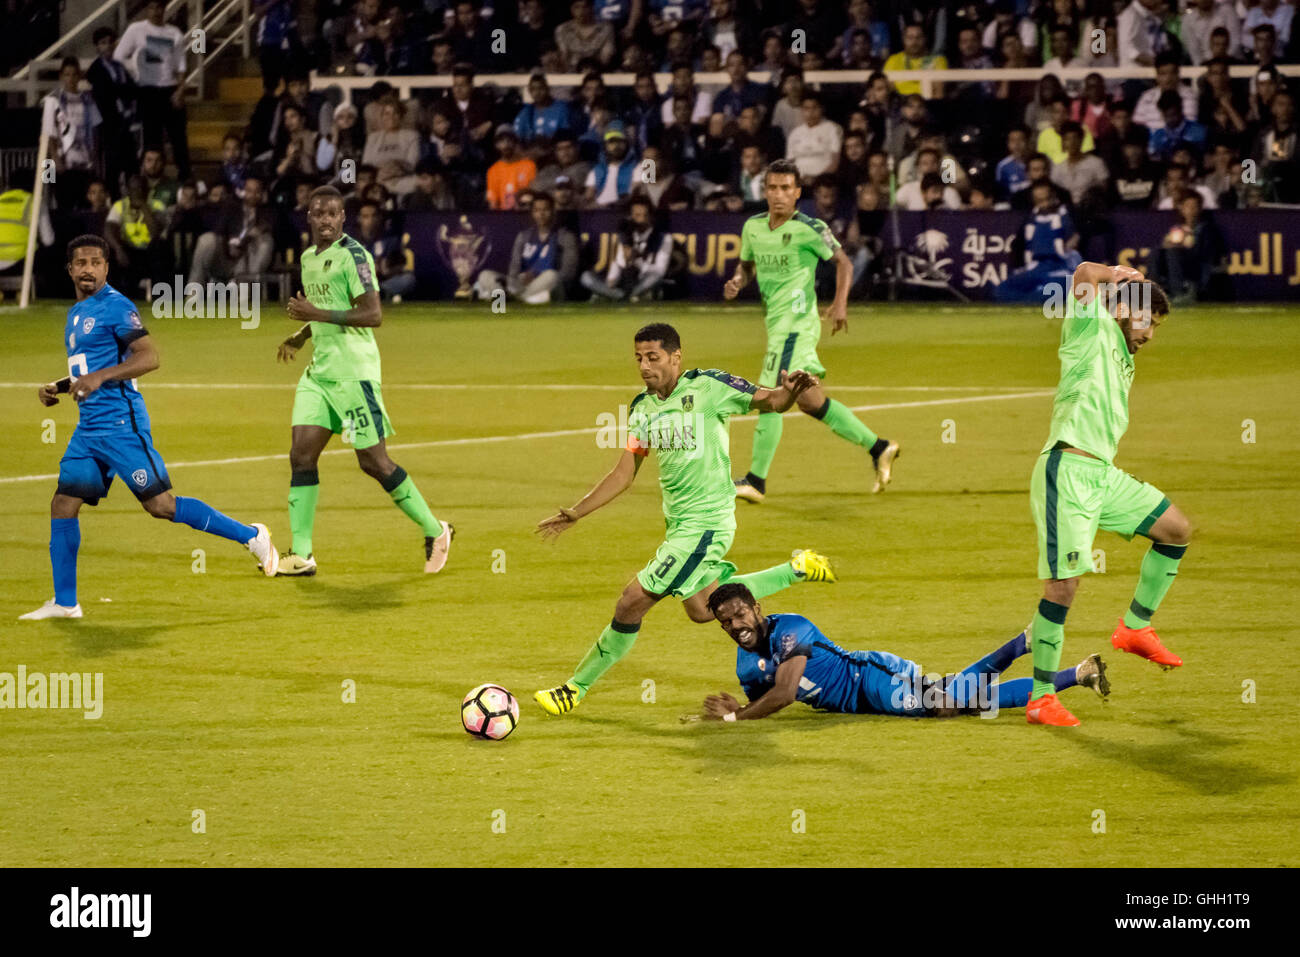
[785,93,842,180]
[114,0,190,178]
[42,57,102,212]
[1182,0,1240,65]
[894,150,961,209]
[1133,52,1199,129]
[1243,0,1294,59]
[1117,0,1167,67]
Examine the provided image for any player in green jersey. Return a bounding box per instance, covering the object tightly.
[725,158,900,503]
[1023,261,1191,727]
[532,322,838,716]
[275,185,452,576]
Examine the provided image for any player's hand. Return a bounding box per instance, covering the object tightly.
[723,274,743,300]
[821,301,848,335]
[780,369,819,398]
[72,372,104,403]
[287,292,320,323]
[277,339,300,363]
[37,383,60,406]
[702,693,740,720]
[535,506,579,542]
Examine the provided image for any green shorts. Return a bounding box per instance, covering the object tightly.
[758,329,826,387]
[636,526,737,599]
[292,371,395,451]
[1030,448,1169,580]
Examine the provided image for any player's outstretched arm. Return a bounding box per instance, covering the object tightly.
[704,655,806,721]
[536,449,642,542]
[822,246,852,335]
[277,323,313,363]
[287,290,381,328]
[70,335,160,402]
[750,369,818,414]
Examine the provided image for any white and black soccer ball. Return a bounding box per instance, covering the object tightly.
[461,684,519,740]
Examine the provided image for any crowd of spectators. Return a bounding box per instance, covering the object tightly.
[13,0,1300,303]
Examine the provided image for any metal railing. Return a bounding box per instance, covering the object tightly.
[312,63,1300,104]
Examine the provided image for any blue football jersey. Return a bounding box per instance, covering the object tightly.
[64,283,151,432]
[735,614,923,715]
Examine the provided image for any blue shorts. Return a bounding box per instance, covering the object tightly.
[57,427,172,505]
[858,652,926,716]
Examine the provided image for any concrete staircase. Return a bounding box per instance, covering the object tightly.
[186,61,263,184]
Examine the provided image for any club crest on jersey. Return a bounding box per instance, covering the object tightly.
[323,260,332,271]
[127,310,142,330]
[357,261,373,285]
[1067,550,1080,568]
[82,316,95,334]
[781,232,791,246]
[131,469,147,487]
[681,395,694,411]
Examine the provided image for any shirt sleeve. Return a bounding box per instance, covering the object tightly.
[344,243,380,298]
[738,220,753,261]
[698,369,758,417]
[805,217,839,261]
[109,298,149,344]
[625,393,650,456]
[770,617,816,665]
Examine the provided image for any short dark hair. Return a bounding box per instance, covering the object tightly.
[1157,90,1183,112]
[67,234,109,262]
[634,322,680,352]
[920,171,944,191]
[1155,50,1181,70]
[1122,279,1171,321]
[1059,120,1085,139]
[628,194,654,214]
[530,190,554,208]
[706,582,757,615]
[60,55,80,71]
[309,184,343,205]
[764,158,801,182]
[93,26,116,44]
[451,63,474,80]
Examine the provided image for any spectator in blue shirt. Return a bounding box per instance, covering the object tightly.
[995,180,1081,303]
[514,73,576,149]
[995,125,1032,201]
[1149,90,1209,162]
[711,51,768,122]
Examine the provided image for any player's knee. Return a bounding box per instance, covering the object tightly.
[796,390,825,415]
[288,447,318,472]
[1163,510,1193,546]
[358,456,392,481]
[143,496,174,519]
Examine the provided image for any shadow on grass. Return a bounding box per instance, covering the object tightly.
[57,616,245,658]
[298,580,409,612]
[1064,718,1293,795]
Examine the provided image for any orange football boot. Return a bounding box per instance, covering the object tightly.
[1025,693,1080,726]
[1110,618,1183,669]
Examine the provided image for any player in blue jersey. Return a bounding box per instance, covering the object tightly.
[697,583,1108,720]
[20,235,279,620]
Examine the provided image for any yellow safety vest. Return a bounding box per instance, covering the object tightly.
[0,188,31,265]
[111,198,165,248]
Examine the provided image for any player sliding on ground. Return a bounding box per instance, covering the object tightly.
[533,323,837,715]
[1023,261,1192,727]
[726,158,899,503]
[275,185,452,576]
[696,583,1108,721]
[21,235,279,620]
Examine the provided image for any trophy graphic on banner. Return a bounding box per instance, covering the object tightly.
[436,216,492,299]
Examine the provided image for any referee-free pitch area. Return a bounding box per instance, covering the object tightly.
[0,302,1296,867]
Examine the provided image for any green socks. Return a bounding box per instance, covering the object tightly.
[1123,542,1187,629]
[749,411,784,480]
[1030,599,1068,701]
[815,398,878,449]
[728,562,798,600]
[381,466,443,538]
[571,619,640,695]
[288,470,320,555]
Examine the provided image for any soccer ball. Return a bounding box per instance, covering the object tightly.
[461,684,519,740]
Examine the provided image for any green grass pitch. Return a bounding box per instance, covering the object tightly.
[1,300,1297,867]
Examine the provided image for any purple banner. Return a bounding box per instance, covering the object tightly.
[399,210,1300,301]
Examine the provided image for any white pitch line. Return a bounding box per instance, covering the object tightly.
[0,389,1053,485]
[0,382,1045,393]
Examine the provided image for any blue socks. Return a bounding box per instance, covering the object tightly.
[50,518,80,606]
[172,496,256,545]
[957,631,1028,681]
[998,669,1079,709]
[947,630,1079,710]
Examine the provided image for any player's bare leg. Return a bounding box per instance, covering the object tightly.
[795,382,899,494]
[280,424,333,576]
[355,439,453,573]
[1111,504,1191,669]
[20,494,86,620]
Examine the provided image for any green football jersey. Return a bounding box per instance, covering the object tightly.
[299,233,382,382]
[738,211,839,336]
[1042,290,1133,464]
[626,369,758,531]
